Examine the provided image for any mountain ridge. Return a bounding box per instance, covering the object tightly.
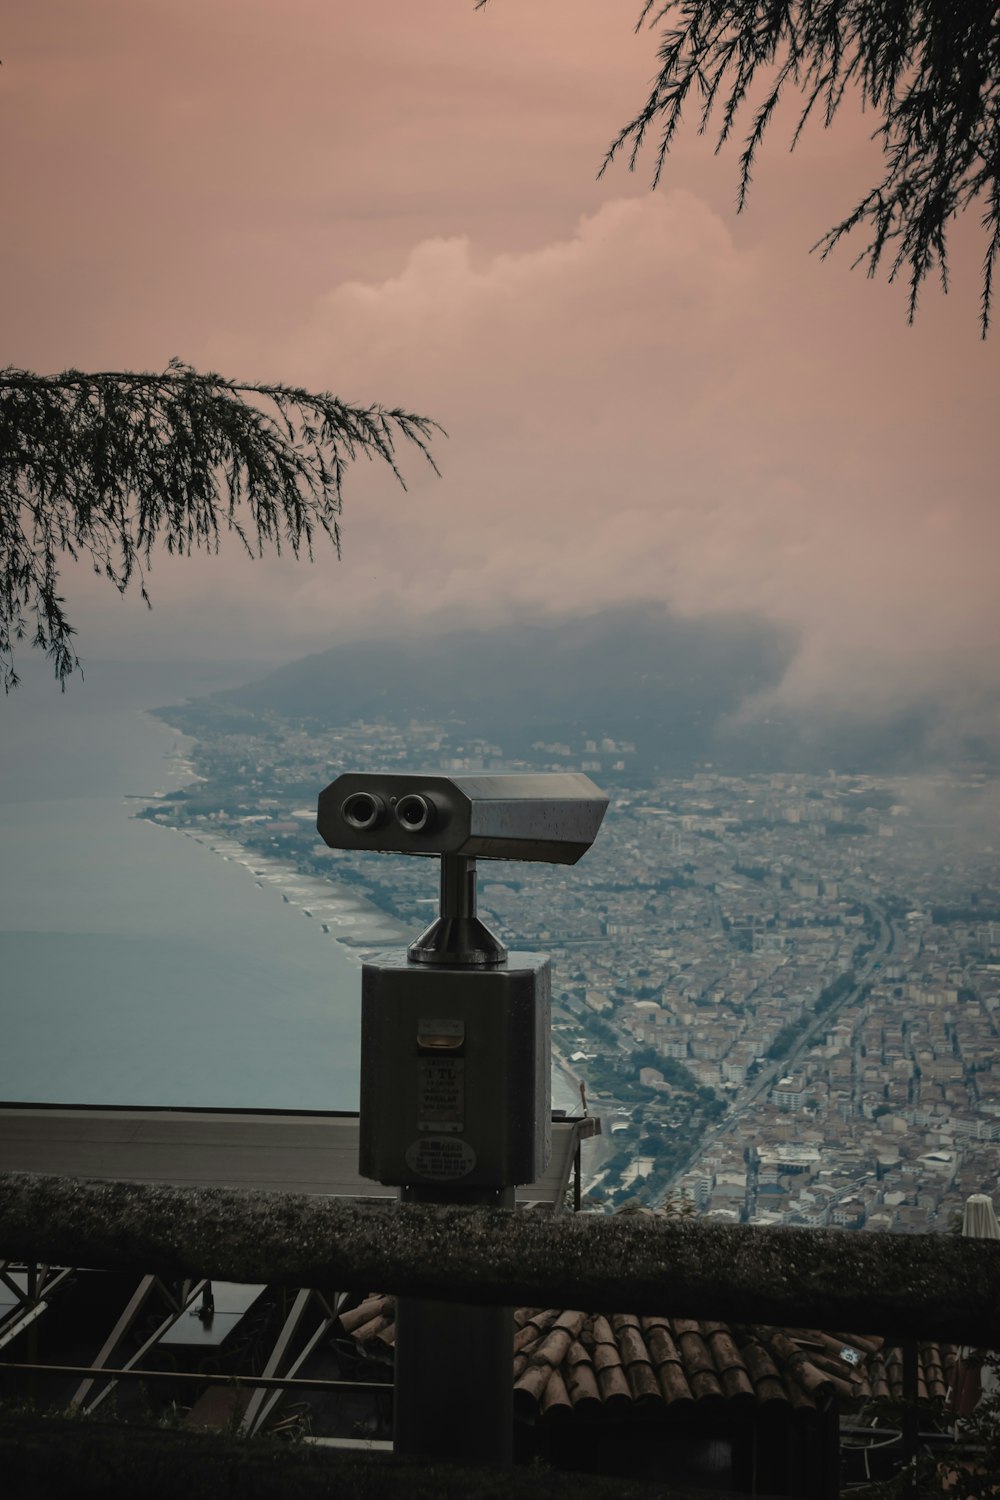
[200,603,998,775]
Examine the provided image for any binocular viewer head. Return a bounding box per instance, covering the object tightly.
[317,771,608,865]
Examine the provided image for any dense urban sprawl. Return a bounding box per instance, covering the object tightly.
[141,704,1000,1232]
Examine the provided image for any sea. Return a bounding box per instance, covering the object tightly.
[0,658,578,1112]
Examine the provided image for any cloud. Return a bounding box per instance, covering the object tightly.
[62,187,999,744]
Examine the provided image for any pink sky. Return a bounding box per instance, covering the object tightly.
[2,0,998,725]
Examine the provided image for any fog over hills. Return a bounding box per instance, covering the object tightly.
[210,604,998,775]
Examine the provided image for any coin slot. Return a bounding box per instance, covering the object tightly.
[417,1017,465,1053]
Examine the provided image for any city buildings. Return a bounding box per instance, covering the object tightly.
[144,703,1000,1233]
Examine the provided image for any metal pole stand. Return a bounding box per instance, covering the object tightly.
[358,856,550,1467]
[394,1183,515,1466]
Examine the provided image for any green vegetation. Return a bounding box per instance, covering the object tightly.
[766,1018,809,1060]
[816,971,857,1014]
[765,973,858,1061]
[932,906,1000,925]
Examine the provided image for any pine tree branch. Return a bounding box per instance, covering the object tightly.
[484,0,1000,333]
[0,361,444,691]
[603,1,1000,335]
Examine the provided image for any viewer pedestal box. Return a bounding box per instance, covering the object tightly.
[359,951,551,1191]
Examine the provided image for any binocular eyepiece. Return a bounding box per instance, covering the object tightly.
[342,790,434,835]
[319,772,608,865]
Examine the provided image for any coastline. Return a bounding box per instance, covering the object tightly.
[137,717,411,961]
[186,834,411,956]
[141,715,590,1113]
[2,687,367,1111]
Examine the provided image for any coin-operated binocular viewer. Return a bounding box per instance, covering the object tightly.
[317,771,607,1464]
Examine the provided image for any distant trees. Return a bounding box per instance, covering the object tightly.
[815,971,856,1013]
[1,362,441,690]
[733,862,768,883]
[588,1015,620,1048]
[766,971,858,1060]
[766,1015,809,1059]
[933,905,1000,925]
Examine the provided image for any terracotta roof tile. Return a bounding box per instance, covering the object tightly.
[611,1321,663,1407]
[532,1310,587,1368]
[513,1308,561,1353]
[704,1324,755,1405]
[637,1319,693,1407]
[336,1294,391,1334]
[541,1367,573,1419]
[563,1355,602,1414]
[583,1319,631,1406]
[514,1360,556,1409]
[757,1327,834,1400]
[671,1320,726,1407]
[740,1336,787,1405]
[851,1342,961,1406]
[335,1298,962,1424]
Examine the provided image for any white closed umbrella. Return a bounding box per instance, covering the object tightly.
[952,1193,1000,1418]
[962,1193,1000,1241]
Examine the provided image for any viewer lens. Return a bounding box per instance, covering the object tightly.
[342,792,384,831]
[395,794,432,833]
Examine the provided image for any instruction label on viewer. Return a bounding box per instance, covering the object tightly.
[417,1057,464,1131]
[405,1136,476,1181]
